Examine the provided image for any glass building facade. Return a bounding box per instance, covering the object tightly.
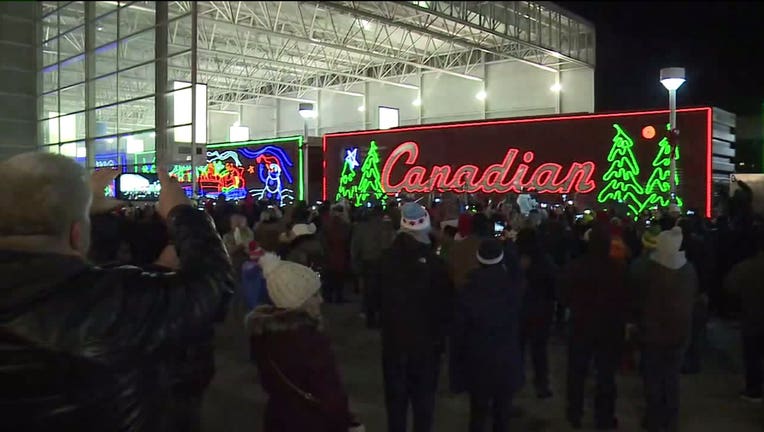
[37,1,199,171]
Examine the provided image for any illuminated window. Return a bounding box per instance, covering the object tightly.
[379,106,399,130]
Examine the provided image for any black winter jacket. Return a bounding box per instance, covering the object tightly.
[0,205,235,431]
[450,262,525,396]
[378,233,453,355]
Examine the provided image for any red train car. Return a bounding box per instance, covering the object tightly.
[323,108,713,217]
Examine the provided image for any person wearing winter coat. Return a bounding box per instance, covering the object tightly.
[448,213,491,290]
[223,213,256,277]
[254,207,286,253]
[724,227,764,402]
[241,241,272,311]
[559,223,628,430]
[450,239,524,432]
[351,206,396,328]
[378,203,453,432]
[629,226,698,432]
[280,209,325,272]
[515,228,557,399]
[247,253,357,432]
[0,153,235,431]
[321,205,353,303]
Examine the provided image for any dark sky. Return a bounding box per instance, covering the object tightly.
[563,2,764,116]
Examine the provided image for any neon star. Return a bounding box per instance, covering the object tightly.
[248,165,255,174]
[345,148,360,170]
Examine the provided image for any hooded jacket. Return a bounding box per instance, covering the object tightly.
[0,205,235,431]
[248,306,352,432]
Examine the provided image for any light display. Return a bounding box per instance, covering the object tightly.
[354,141,386,206]
[336,147,359,202]
[381,141,596,195]
[596,124,645,215]
[125,136,303,203]
[200,145,295,204]
[643,130,683,209]
[323,108,713,216]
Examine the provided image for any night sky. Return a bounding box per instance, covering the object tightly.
[563,2,764,116]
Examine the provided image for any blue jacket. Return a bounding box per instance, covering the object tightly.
[241,260,271,310]
[450,261,525,396]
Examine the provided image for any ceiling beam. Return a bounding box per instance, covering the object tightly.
[195,46,419,90]
[195,13,483,82]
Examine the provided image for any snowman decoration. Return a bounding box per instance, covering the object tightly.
[256,154,285,205]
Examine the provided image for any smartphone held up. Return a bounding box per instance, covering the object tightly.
[115,173,161,201]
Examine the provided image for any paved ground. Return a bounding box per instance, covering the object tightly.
[202,294,762,432]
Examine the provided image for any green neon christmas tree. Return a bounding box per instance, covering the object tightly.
[335,147,359,202]
[596,124,644,215]
[354,141,386,206]
[642,129,683,210]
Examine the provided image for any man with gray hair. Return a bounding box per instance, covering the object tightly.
[0,152,235,430]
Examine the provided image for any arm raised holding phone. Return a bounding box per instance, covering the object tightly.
[0,153,235,430]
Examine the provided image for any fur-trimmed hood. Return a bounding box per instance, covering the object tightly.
[246,304,321,335]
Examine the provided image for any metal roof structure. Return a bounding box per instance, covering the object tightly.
[42,1,595,122]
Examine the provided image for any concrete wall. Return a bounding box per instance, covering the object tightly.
[205,59,595,142]
[0,2,37,160]
[560,68,595,114]
[422,72,483,123]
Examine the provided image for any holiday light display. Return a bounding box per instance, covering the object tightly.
[381,141,596,195]
[323,108,713,216]
[120,136,303,202]
[596,124,645,215]
[200,145,296,204]
[335,147,359,202]
[642,128,683,209]
[354,141,386,206]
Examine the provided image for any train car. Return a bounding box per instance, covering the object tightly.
[323,108,714,217]
[129,136,306,204]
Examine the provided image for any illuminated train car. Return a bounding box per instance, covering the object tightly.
[132,136,306,204]
[323,108,716,217]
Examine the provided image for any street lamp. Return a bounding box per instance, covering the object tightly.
[660,67,685,202]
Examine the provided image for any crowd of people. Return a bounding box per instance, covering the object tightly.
[1,151,762,432]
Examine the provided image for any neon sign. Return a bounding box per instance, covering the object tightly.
[201,145,295,204]
[596,124,645,215]
[355,141,386,205]
[323,108,713,216]
[596,123,684,216]
[381,141,596,195]
[336,148,359,202]
[124,136,304,202]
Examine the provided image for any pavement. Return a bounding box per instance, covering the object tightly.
[202,294,763,431]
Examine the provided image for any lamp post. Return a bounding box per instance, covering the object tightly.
[659,67,685,202]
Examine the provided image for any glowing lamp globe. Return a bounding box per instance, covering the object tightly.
[660,67,686,91]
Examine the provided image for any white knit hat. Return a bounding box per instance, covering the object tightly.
[400,202,431,231]
[259,252,321,309]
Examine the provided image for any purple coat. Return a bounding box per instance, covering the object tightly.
[249,306,352,432]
